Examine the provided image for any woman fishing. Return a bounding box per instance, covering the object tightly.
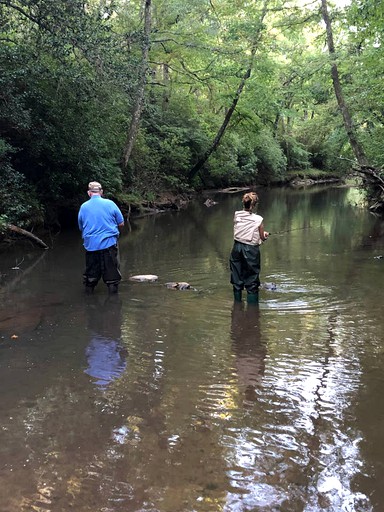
[229,191,269,303]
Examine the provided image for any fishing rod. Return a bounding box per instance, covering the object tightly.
[270,226,311,236]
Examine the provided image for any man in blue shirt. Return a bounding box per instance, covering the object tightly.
[78,181,124,294]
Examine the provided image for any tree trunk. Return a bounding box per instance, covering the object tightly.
[122,0,151,169]
[162,63,170,111]
[188,1,269,182]
[320,0,368,166]
[188,68,252,182]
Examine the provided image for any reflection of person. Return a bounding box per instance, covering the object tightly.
[84,295,127,388]
[231,302,266,402]
[78,181,124,294]
[229,192,269,303]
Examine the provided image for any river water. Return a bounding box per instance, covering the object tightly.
[1,185,384,511]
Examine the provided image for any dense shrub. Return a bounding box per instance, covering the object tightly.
[253,130,287,184]
[280,134,311,170]
[0,138,43,227]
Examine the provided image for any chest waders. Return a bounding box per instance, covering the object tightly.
[230,241,261,303]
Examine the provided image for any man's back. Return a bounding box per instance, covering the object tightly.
[79,196,123,251]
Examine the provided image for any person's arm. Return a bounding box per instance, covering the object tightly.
[78,210,83,232]
[114,205,125,229]
[258,223,269,241]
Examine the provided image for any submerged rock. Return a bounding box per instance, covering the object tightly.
[129,274,158,282]
[165,282,195,291]
[204,198,218,207]
[260,282,277,291]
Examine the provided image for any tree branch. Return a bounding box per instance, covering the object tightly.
[7,225,49,249]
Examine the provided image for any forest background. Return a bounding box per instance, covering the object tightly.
[0,0,383,230]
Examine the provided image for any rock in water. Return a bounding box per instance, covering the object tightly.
[129,275,158,282]
[165,282,192,290]
[260,282,277,291]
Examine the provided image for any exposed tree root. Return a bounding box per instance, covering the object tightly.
[354,165,384,212]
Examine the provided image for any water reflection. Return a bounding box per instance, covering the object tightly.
[362,215,384,252]
[84,295,127,388]
[0,186,384,511]
[230,302,266,404]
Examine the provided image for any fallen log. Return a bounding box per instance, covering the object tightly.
[7,224,49,249]
[219,187,250,194]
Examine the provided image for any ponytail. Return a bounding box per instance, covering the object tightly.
[242,192,258,211]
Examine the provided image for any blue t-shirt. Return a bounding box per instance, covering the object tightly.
[78,195,124,251]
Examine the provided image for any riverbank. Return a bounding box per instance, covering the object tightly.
[277,168,345,187]
[138,170,345,215]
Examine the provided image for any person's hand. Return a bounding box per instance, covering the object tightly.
[263,231,269,239]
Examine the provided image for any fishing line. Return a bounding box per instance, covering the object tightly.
[270,226,312,236]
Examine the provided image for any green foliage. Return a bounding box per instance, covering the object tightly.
[201,132,259,187]
[0,0,383,227]
[0,0,130,225]
[361,126,384,168]
[0,214,8,234]
[206,144,242,187]
[287,168,343,180]
[126,95,209,194]
[0,138,43,227]
[253,130,287,184]
[291,96,354,173]
[280,134,311,170]
[0,33,126,217]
